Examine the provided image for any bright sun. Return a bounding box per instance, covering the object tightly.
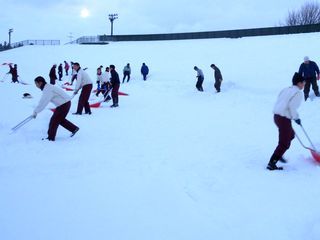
[80,8,90,18]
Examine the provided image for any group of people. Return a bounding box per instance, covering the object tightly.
[49,61,70,85]
[121,62,150,83]
[31,62,122,141]
[267,56,320,170]
[194,64,223,92]
[21,54,320,172]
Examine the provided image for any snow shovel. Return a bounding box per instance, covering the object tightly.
[11,115,33,132]
[295,124,320,163]
[89,88,113,108]
[118,91,129,96]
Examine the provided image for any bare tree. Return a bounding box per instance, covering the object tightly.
[284,1,320,26]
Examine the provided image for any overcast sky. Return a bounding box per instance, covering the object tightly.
[0,0,309,44]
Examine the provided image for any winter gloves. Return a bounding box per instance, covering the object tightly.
[294,119,301,125]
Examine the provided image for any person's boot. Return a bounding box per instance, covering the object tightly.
[267,154,283,170]
[279,156,287,163]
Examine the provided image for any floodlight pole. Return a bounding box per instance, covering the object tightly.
[108,14,118,36]
[8,28,13,47]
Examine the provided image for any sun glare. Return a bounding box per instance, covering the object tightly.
[80,8,90,18]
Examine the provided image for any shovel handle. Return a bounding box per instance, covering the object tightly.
[300,124,317,151]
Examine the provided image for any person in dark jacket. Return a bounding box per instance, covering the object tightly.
[109,64,120,107]
[210,64,223,92]
[8,64,19,83]
[58,63,63,81]
[298,56,320,100]
[32,76,79,141]
[49,64,57,85]
[194,66,204,91]
[141,63,149,80]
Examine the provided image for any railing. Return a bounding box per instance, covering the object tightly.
[68,36,108,44]
[98,24,320,42]
[11,40,60,47]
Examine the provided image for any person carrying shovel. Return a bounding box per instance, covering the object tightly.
[267,72,305,170]
[32,76,79,141]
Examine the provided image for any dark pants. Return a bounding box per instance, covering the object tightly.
[304,76,319,99]
[142,74,147,80]
[50,78,56,85]
[76,84,93,114]
[214,79,221,92]
[96,83,108,96]
[48,101,78,140]
[12,77,19,83]
[196,76,204,91]
[111,83,120,105]
[272,114,295,158]
[123,72,130,83]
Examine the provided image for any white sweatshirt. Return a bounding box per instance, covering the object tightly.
[100,71,110,84]
[34,84,71,114]
[273,85,303,120]
[74,68,93,93]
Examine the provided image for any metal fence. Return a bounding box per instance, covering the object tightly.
[11,40,60,48]
[98,24,320,42]
[68,36,108,45]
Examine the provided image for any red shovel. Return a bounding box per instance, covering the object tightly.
[90,101,102,108]
[62,86,74,91]
[118,91,129,96]
[295,124,320,163]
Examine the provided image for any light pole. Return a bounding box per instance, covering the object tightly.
[8,28,13,47]
[108,14,118,36]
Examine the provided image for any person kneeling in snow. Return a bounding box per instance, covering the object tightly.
[32,76,79,141]
[267,72,305,170]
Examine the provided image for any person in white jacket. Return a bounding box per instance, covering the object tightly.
[267,72,305,170]
[32,76,79,141]
[72,62,93,115]
[96,66,111,99]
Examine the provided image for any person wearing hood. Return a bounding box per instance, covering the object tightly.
[267,72,305,170]
[32,76,79,141]
[141,63,149,80]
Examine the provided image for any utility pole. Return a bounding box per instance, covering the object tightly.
[8,28,13,47]
[108,14,118,36]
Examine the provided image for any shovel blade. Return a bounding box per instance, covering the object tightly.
[89,102,101,108]
[310,150,320,163]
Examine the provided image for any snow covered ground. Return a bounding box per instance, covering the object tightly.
[1,33,320,240]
